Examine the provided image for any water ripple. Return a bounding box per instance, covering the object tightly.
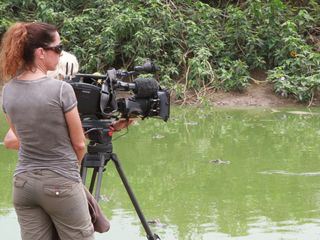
[259,170,320,176]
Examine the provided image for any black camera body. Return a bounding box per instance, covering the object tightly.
[67,61,170,122]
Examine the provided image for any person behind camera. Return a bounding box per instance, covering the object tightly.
[0,22,94,240]
[4,50,79,149]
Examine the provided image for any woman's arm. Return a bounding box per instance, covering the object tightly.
[64,107,86,164]
[4,116,20,150]
[4,128,19,150]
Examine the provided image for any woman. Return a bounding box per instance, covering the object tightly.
[0,22,94,240]
[4,50,80,150]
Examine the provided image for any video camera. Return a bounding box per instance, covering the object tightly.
[67,60,170,122]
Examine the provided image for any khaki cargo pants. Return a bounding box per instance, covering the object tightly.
[13,170,94,240]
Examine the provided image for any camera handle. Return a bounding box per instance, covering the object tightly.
[80,144,160,240]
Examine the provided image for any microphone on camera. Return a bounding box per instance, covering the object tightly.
[134,61,160,73]
[133,78,159,98]
[115,78,159,98]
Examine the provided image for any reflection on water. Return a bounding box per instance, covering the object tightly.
[259,170,320,176]
[1,106,320,239]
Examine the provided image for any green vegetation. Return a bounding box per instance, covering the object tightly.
[0,0,319,102]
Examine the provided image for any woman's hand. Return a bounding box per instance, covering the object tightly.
[111,119,134,131]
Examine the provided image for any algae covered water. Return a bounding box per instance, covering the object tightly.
[1,106,320,240]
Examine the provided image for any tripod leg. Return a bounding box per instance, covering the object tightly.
[89,168,98,193]
[111,153,160,240]
[94,165,105,201]
[81,166,88,184]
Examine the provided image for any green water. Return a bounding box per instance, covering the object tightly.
[1,106,320,240]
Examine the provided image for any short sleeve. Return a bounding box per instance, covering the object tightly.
[60,82,77,113]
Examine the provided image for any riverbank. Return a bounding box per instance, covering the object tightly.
[173,82,314,108]
[173,69,320,108]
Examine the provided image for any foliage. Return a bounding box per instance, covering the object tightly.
[268,48,320,101]
[0,0,319,101]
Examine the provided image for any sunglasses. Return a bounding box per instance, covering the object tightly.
[43,44,63,54]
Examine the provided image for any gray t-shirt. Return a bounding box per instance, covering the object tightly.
[2,76,81,182]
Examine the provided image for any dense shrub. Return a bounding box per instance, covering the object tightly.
[0,0,319,101]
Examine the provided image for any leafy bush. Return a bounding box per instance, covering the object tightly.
[216,59,250,91]
[0,0,319,101]
[268,46,320,101]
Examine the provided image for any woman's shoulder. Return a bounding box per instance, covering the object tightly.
[46,76,69,88]
[46,78,75,96]
[41,77,72,96]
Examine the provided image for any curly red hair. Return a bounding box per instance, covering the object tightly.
[0,22,57,82]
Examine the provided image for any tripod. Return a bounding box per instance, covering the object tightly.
[80,119,160,240]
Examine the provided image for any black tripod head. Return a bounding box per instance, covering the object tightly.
[81,119,115,171]
[82,119,114,144]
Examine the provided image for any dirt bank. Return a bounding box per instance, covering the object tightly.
[173,70,319,108]
[206,83,304,108]
[173,82,303,107]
